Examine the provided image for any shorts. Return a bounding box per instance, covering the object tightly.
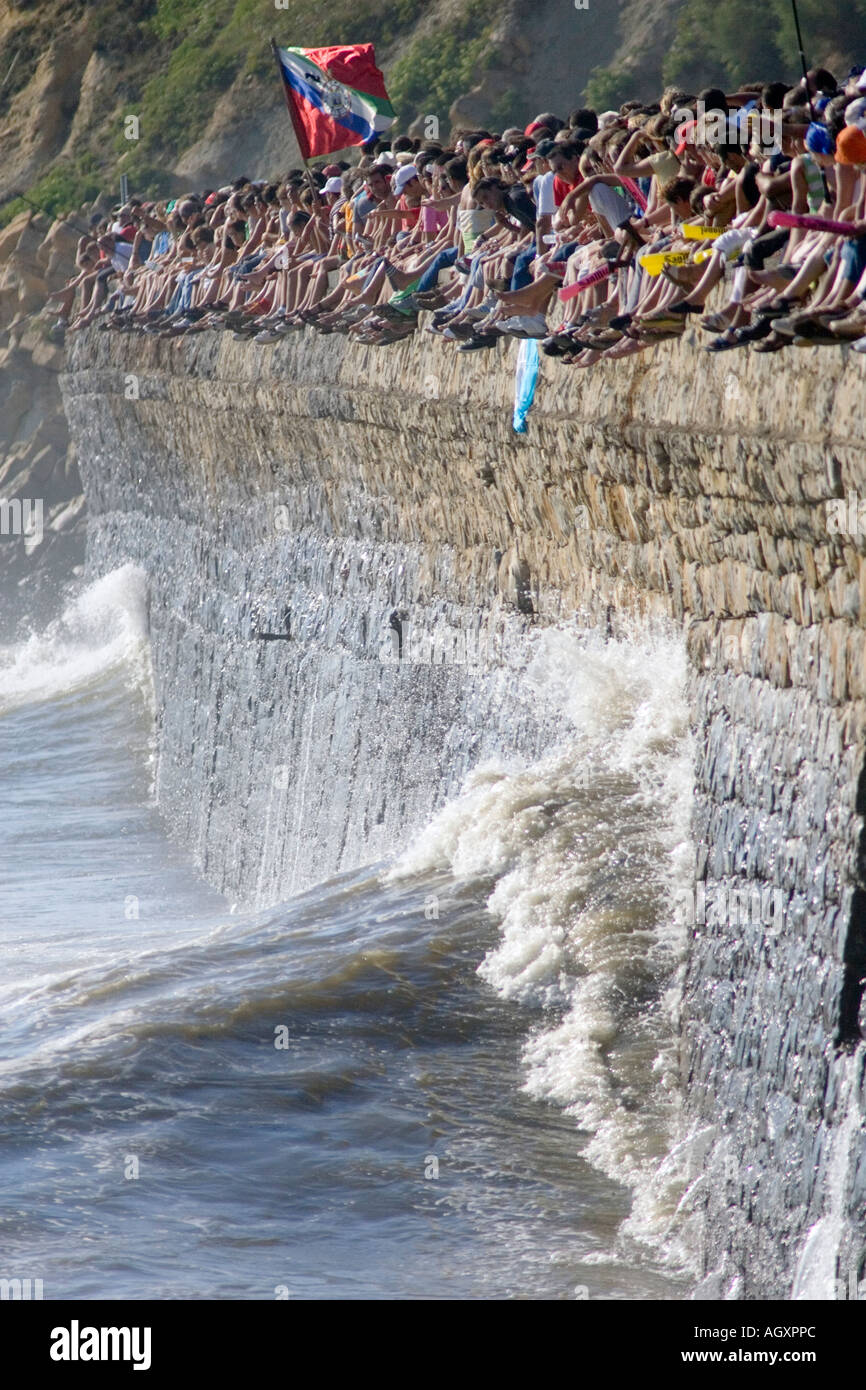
[714,227,754,260]
[840,235,866,285]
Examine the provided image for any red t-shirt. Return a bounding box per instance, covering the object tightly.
[396,195,420,231]
[553,173,582,207]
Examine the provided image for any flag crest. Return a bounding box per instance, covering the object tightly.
[275,44,396,158]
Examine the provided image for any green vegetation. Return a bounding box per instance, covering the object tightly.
[585,2,866,107]
[584,65,636,112]
[0,156,102,229]
[663,0,866,89]
[3,0,507,214]
[387,0,495,126]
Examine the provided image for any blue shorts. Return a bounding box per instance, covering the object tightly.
[840,235,866,285]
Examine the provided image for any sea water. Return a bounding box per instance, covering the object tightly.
[0,569,699,1299]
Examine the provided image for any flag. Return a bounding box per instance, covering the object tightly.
[274,44,396,159]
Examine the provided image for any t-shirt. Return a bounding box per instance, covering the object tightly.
[502,185,537,232]
[589,183,633,230]
[352,189,381,239]
[396,195,420,231]
[109,240,134,273]
[553,174,580,207]
[648,150,680,187]
[421,204,448,235]
[532,170,556,218]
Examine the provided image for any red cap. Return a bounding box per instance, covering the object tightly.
[675,118,697,157]
[525,121,548,137]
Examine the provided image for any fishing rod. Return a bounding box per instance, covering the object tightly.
[789,0,815,122]
[0,189,94,239]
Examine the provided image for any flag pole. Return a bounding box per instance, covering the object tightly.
[270,38,321,206]
[789,0,815,121]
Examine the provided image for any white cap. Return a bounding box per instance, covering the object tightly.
[324,176,343,194]
[393,163,420,193]
[858,68,866,91]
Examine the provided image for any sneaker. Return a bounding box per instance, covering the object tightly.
[495,314,548,338]
[458,333,498,351]
[851,335,866,353]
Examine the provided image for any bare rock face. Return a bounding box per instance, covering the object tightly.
[0,31,94,200]
[449,0,631,130]
[174,80,302,189]
[0,212,84,631]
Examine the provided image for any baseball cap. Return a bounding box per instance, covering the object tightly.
[323,176,343,194]
[393,163,420,193]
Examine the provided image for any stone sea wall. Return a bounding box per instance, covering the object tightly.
[61,324,866,1298]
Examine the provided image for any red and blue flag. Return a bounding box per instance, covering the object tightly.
[274,44,396,159]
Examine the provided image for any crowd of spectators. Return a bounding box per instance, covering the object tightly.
[46,64,866,362]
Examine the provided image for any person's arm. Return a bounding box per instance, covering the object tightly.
[243,213,267,255]
[557,176,602,224]
[420,193,460,210]
[755,167,793,203]
[613,130,656,179]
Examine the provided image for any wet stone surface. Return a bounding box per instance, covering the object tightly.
[62,325,866,1298]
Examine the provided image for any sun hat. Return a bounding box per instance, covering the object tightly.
[835,123,866,163]
[393,163,420,193]
[805,121,835,155]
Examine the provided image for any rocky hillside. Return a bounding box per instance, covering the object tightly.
[2,1,865,217]
[0,0,668,216]
[0,208,86,631]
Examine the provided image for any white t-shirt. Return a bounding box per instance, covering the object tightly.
[589,183,632,230]
[109,240,134,273]
[533,171,556,218]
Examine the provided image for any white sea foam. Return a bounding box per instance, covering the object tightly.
[387,625,698,1271]
[792,1051,864,1300]
[0,565,152,713]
